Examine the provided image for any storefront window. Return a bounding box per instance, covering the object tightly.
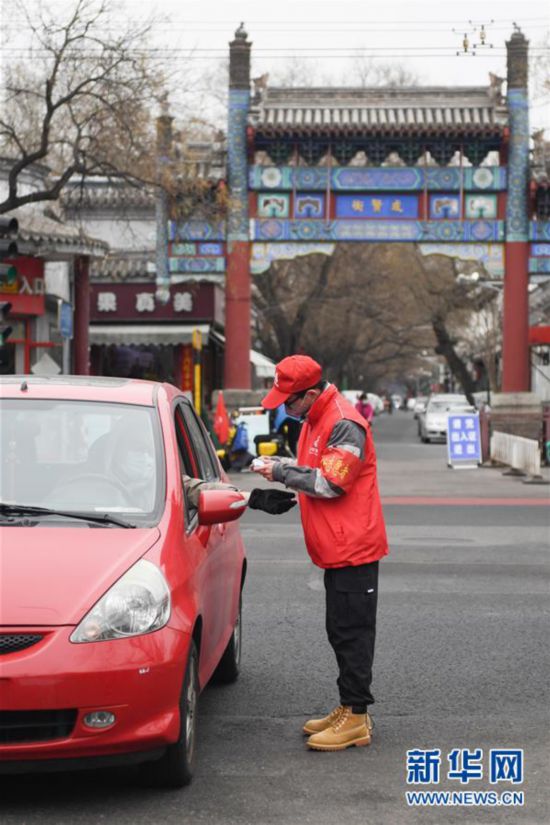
[92,344,177,383]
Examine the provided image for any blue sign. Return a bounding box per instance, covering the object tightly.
[531,243,550,257]
[336,194,418,219]
[58,301,73,339]
[447,413,481,465]
[198,242,224,256]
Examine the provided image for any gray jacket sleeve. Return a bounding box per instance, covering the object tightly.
[271,419,365,498]
[183,475,238,507]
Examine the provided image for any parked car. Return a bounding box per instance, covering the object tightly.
[413,396,428,419]
[418,394,475,443]
[0,376,247,787]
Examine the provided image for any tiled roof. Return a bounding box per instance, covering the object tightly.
[90,253,225,284]
[63,182,156,210]
[90,253,155,281]
[251,86,507,136]
[12,207,108,255]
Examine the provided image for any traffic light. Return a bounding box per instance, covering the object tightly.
[0,217,18,258]
[0,301,13,345]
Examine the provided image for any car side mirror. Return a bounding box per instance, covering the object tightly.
[198,489,248,525]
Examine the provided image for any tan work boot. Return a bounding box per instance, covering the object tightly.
[306,707,373,751]
[303,705,344,736]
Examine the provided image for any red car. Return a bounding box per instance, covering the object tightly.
[0,376,247,787]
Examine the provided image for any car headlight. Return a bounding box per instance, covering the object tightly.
[70,560,171,643]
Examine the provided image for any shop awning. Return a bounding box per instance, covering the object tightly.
[210,330,276,378]
[250,349,276,378]
[89,323,211,346]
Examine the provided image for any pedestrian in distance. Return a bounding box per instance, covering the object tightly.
[355,392,374,425]
[253,354,389,751]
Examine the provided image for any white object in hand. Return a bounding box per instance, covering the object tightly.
[251,458,266,470]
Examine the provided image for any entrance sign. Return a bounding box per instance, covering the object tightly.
[58,301,73,339]
[447,413,481,468]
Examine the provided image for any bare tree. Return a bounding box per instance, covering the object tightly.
[253,242,495,398]
[253,243,431,388]
[0,0,164,214]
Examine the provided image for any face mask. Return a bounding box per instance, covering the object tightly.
[283,409,303,422]
[285,393,312,423]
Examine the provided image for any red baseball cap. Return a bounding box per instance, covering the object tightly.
[261,355,322,409]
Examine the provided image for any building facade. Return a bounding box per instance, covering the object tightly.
[0,158,107,377]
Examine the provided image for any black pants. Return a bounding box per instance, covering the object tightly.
[324,561,379,714]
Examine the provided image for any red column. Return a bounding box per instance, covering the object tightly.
[224,241,251,389]
[73,255,90,375]
[502,242,530,391]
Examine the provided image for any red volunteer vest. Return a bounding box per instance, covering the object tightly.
[296,384,389,569]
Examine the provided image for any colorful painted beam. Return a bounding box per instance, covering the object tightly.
[249,166,507,192]
[531,243,550,257]
[169,242,225,256]
[168,220,226,242]
[168,257,226,273]
[530,222,550,242]
[528,258,550,274]
[251,219,505,243]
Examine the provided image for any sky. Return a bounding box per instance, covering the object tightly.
[135,0,550,130]
[1,0,549,130]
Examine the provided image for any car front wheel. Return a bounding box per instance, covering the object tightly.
[142,640,199,788]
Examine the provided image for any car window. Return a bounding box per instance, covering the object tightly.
[174,406,199,478]
[179,403,219,482]
[428,400,467,412]
[173,402,220,530]
[174,406,201,527]
[0,399,164,524]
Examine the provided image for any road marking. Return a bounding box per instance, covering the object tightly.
[382,497,548,506]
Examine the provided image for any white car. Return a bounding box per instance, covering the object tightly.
[418,394,475,443]
[413,396,428,419]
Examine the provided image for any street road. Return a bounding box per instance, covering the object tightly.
[2,414,549,824]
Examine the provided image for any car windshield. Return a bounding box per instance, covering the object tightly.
[0,399,164,524]
[428,400,468,412]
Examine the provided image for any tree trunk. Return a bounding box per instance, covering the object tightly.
[431,315,476,405]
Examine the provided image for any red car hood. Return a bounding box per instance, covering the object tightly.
[0,526,161,626]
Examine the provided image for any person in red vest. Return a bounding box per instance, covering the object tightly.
[253,354,389,752]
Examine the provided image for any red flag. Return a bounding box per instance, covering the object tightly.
[213,391,230,445]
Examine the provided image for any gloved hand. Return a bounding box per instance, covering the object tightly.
[248,488,297,515]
